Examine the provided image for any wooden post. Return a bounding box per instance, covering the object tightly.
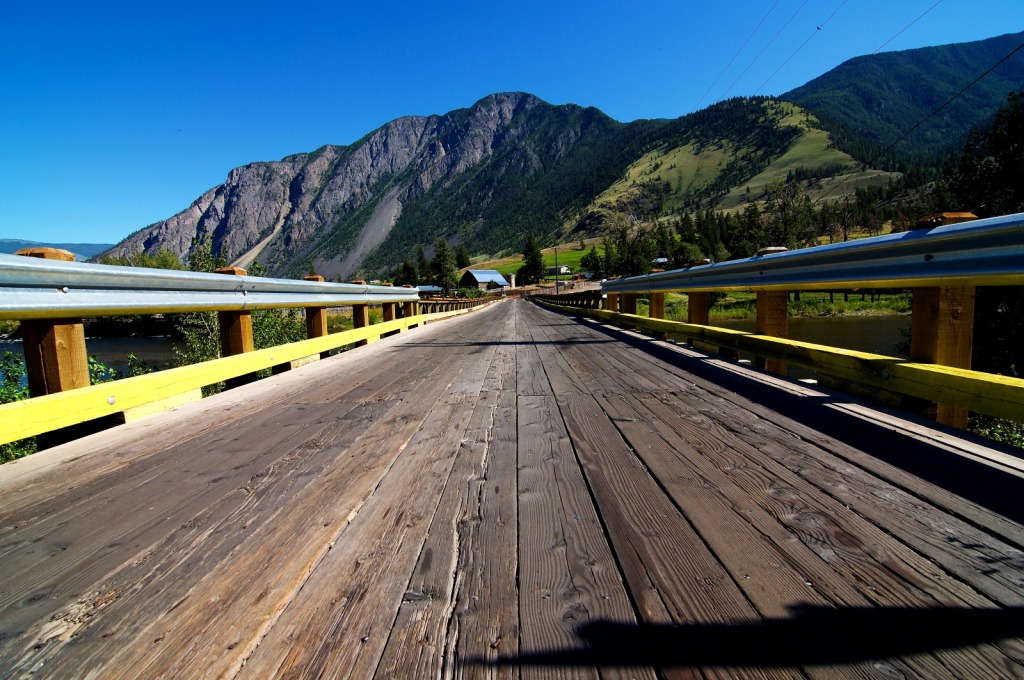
[755,290,788,375]
[606,293,618,312]
[910,286,976,427]
[649,292,666,338]
[401,285,418,326]
[15,248,91,398]
[349,280,370,347]
[303,274,330,361]
[649,292,665,319]
[379,283,400,338]
[908,212,978,428]
[215,267,256,388]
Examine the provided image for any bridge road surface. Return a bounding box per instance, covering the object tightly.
[1,298,1024,678]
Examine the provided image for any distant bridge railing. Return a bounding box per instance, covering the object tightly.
[535,212,1024,429]
[0,249,494,448]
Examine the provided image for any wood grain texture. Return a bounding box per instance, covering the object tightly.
[1,299,1023,678]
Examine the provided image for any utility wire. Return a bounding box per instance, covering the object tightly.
[691,0,782,113]
[873,0,945,54]
[814,38,1024,204]
[754,0,850,95]
[720,0,810,101]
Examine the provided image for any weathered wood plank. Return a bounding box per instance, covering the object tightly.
[517,394,650,679]
[532,303,1024,680]
[557,392,796,680]
[373,316,512,679]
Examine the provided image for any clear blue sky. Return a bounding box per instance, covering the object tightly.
[2,0,1022,245]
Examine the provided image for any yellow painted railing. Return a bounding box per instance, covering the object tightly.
[0,306,483,447]
[533,301,1024,425]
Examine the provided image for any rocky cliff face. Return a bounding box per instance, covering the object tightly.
[109,92,566,278]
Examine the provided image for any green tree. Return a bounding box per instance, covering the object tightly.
[602,236,616,277]
[430,239,458,292]
[517,233,544,286]
[455,243,471,269]
[99,248,184,270]
[611,223,654,277]
[415,244,430,284]
[396,259,418,287]
[580,246,602,276]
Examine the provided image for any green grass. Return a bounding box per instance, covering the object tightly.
[716,104,900,210]
[653,290,912,322]
[592,141,734,213]
[482,243,606,277]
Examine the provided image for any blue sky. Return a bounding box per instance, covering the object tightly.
[2,0,1022,245]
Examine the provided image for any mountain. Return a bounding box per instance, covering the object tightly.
[105,33,1024,278]
[1,239,114,261]
[109,93,653,280]
[104,95,823,278]
[784,31,1024,162]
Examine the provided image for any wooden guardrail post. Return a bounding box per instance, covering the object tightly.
[605,293,619,312]
[648,292,666,338]
[15,248,91,398]
[380,283,401,338]
[401,285,418,326]
[349,280,371,347]
[687,292,709,350]
[622,293,637,315]
[215,267,257,388]
[15,248,119,448]
[755,290,788,375]
[909,212,979,428]
[303,274,331,361]
[753,248,789,375]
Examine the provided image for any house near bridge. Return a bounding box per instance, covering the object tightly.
[458,269,510,291]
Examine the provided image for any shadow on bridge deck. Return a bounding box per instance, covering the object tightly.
[0,299,1021,678]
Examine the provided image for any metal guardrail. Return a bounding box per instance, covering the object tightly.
[0,254,419,319]
[602,212,1024,294]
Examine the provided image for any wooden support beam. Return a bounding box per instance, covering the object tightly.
[215,267,256,388]
[622,294,637,315]
[686,291,709,351]
[649,292,665,319]
[15,248,103,448]
[755,290,788,375]
[648,292,666,338]
[15,248,90,398]
[907,212,979,429]
[910,286,976,428]
[606,293,619,313]
[299,275,330,363]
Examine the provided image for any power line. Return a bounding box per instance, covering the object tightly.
[691,0,782,113]
[754,0,850,95]
[873,0,945,54]
[720,0,810,101]
[814,38,1024,204]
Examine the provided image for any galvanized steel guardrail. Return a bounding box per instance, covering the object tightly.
[602,212,1024,294]
[0,254,419,319]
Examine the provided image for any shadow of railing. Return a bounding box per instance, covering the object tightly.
[471,606,1024,669]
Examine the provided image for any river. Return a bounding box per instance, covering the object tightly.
[1,336,180,380]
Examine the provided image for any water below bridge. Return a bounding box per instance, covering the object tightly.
[0,299,1021,678]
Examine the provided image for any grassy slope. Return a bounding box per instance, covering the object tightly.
[470,240,605,277]
[569,102,900,231]
[592,141,734,212]
[472,103,905,268]
[716,104,899,210]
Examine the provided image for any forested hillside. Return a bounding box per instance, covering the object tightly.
[784,31,1024,164]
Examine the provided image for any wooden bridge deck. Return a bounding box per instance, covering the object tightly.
[2,299,1024,679]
